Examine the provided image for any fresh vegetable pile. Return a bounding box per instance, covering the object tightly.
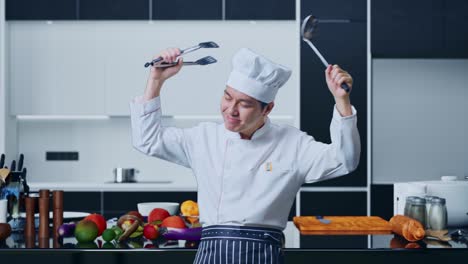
[57,200,202,248]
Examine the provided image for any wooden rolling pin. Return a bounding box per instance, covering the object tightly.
[390,215,425,242]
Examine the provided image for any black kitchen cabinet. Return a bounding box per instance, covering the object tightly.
[153,0,222,20]
[6,0,77,20]
[300,191,367,216]
[300,22,367,187]
[63,192,102,214]
[444,0,468,57]
[372,0,444,58]
[79,0,149,20]
[370,184,394,221]
[372,0,468,58]
[299,191,368,248]
[225,0,295,20]
[301,0,367,21]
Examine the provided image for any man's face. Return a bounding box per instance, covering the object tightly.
[220,86,271,135]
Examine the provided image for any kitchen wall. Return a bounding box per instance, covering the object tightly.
[7,21,299,184]
[17,117,295,184]
[372,59,468,183]
[0,0,17,158]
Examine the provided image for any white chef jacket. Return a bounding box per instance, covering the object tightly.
[130,96,360,231]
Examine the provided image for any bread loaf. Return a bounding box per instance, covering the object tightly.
[389,215,425,242]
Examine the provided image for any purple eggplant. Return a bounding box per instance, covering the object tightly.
[58,223,76,237]
[161,227,202,241]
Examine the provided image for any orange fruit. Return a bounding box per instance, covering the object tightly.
[181,200,199,216]
[160,216,186,229]
[181,200,199,224]
[84,213,107,236]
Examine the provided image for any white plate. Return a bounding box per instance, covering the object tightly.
[19,211,90,220]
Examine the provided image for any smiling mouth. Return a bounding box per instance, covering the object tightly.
[226,115,240,123]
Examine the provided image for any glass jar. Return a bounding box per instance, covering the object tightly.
[424,195,438,229]
[409,197,426,227]
[404,196,418,217]
[428,197,447,231]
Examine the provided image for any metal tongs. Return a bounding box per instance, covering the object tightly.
[153,56,217,68]
[144,41,219,68]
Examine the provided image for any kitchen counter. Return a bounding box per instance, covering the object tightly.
[28,182,198,192]
[1,228,467,263]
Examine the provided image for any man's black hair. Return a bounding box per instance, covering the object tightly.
[258,100,268,109]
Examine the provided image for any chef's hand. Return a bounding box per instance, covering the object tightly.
[149,48,184,82]
[144,48,183,101]
[325,65,353,116]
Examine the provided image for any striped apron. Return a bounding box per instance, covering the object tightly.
[193,225,285,264]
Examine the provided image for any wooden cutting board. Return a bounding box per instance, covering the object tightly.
[293,216,393,235]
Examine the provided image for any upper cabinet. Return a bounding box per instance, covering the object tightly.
[225,0,295,20]
[6,0,77,20]
[153,0,222,20]
[6,0,295,21]
[9,23,106,115]
[301,0,366,21]
[79,0,149,20]
[444,0,468,58]
[372,0,468,58]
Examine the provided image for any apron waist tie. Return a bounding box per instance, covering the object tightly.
[201,225,285,248]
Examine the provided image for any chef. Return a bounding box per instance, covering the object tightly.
[130,47,360,263]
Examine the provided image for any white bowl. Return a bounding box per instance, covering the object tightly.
[137,202,180,216]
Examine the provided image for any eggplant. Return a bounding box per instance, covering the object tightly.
[58,223,76,237]
[161,227,202,241]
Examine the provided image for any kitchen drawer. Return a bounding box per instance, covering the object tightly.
[300,235,367,249]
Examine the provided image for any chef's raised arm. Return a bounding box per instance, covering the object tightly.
[129,48,194,168]
[298,64,360,183]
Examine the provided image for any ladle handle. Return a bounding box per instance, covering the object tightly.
[340,82,351,93]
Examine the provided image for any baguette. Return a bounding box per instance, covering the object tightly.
[389,215,425,242]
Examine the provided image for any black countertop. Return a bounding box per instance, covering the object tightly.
[1,228,467,250]
[1,231,468,264]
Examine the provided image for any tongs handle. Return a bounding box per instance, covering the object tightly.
[152,60,198,68]
[144,45,201,68]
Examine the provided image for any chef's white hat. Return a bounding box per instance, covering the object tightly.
[226,48,292,103]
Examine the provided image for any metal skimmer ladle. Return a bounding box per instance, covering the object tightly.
[301,15,350,93]
[144,41,219,68]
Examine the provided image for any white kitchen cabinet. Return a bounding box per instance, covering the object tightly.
[9,21,298,117]
[9,22,106,115]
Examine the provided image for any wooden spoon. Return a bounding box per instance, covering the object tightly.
[0,168,10,183]
[425,229,451,242]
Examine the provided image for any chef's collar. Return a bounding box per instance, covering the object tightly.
[224,118,271,140]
